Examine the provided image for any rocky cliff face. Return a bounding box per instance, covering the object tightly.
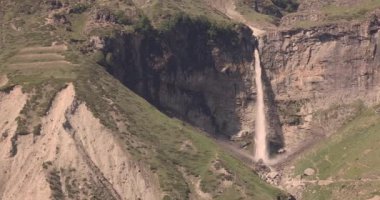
[100,18,266,141]
[261,10,380,153]
[93,1,380,160]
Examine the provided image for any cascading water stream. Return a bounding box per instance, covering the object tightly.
[253,48,269,163]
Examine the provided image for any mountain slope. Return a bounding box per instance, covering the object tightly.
[0,45,287,199]
[0,0,290,199]
[3,0,380,199]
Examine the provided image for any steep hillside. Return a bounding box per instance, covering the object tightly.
[0,0,291,199]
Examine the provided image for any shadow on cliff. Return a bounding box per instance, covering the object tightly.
[100,14,255,138]
[261,61,285,156]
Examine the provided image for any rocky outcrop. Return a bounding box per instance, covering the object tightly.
[261,10,380,154]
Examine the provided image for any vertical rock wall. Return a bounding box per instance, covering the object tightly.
[102,21,263,140]
[261,12,380,153]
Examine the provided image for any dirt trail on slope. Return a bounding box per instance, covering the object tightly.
[0,84,161,200]
[10,53,65,61]
[19,44,67,54]
[9,60,76,69]
[301,177,380,186]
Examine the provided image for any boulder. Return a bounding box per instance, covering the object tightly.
[303,168,315,176]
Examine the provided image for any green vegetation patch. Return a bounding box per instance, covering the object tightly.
[292,0,380,28]
[137,0,232,28]
[16,82,66,136]
[235,0,278,25]
[2,46,78,89]
[302,181,380,200]
[294,104,380,199]
[323,0,380,21]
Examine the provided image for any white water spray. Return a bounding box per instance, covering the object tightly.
[253,48,269,163]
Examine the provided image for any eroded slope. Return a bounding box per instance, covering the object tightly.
[0,84,161,200]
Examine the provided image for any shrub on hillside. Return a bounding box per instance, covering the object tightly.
[70,3,89,14]
[114,10,131,25]
[133,16,153,32]
[271,0,299,12]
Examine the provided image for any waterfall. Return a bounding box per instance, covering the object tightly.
[253,48,269,163]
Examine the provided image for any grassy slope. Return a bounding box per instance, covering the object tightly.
[322,0,380,21]
[136,0,232,27]
[228,0,380,29]
[71,45,286,200]
[235,0,279,26]
[290,0,380,28]
[0,0,287,199]
[293,105,380,200]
